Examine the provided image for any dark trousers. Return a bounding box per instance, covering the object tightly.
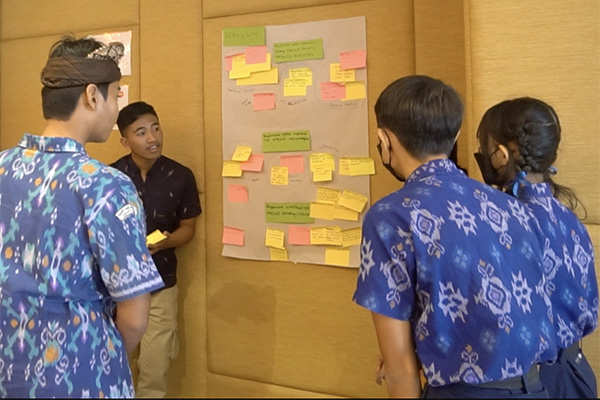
[422,367,548,398]
[539,342,597,398]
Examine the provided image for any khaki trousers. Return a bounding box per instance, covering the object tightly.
[135,285,179,398]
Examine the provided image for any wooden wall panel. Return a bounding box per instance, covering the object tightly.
[468,0,600,224]
[203,0,351,19]
[0,0,138,40]
[136,0,207,397]
[203,1,412,397]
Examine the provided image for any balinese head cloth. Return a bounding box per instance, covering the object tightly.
[40,41,124,88]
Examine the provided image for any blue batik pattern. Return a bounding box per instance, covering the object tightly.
[0,134,164,398]
[517,183,598,348]
[353,159,557,387]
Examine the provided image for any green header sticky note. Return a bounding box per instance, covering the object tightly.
[262,130,311,153]
[223,26,266,47]
[273,39,324,63]
[265,202,314,223]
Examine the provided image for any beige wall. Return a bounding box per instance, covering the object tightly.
[1,0,598,398]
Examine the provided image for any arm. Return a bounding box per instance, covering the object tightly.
[115,293,151,354]
[371,311,422,398]
[148,217,197,255]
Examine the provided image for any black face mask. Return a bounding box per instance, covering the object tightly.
[377,141,405,182]
[474,151,498,185]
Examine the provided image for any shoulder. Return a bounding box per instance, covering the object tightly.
[110,155,129,170]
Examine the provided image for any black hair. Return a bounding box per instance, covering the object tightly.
[41,35,110,120]
[374,75,464,159]
[117,101,159,136]
[477,97,586,218]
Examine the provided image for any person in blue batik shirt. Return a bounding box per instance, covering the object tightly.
[0,35,164,398]
[475,97,598,398]
[353,75,558,398]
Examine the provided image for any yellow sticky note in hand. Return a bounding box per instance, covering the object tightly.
[147,229,167,245]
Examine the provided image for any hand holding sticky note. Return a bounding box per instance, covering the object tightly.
[147,229,167,245]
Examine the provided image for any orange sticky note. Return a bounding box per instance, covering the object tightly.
[339,49,366,70]
[222,226,244,246]
[227,184,249,203]
[288,225,311,245]
[280,155,305,174]
[245,45,267,64]
[253,93,276,111]
[241,154,264,172]
[321,82,346,101]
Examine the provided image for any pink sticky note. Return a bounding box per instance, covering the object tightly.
[280,155,305,174]
[321,82,346,101]
[223,226,244,246]
[253,93,276,111]
[339,49,366,70]
[288,226,311,245]
[241,154,264,172]
[227,184,249,203]
[224,53,242,72]
[245,45,267,64]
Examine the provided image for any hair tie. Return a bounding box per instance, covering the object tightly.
[548,166,557,175]
[510,170,531,197]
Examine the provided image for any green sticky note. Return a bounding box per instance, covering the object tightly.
[265,203,314,223]
[223,26,266,47]
[262,130,311,153]
[273,39,324,63]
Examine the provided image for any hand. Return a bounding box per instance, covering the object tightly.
[375,353,385,385]
[147,231,170,255]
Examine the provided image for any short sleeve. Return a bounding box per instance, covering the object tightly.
[86,169,164,301]
[353,204,416,321]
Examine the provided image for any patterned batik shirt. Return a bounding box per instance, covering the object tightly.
[353,159,558,387]
[517,183,598,348]
[0,134,164,398]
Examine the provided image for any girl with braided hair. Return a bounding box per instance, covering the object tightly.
[475,97,598,398]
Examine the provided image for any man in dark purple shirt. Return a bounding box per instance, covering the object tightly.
[111,101,202,398]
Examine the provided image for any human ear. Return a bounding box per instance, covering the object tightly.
[377,128,390,149]
[84,84,99,110]
[119,136,130,149]
[495,144,510,168]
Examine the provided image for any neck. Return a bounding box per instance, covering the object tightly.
[42,119,88,145]
[130,153,158,177]
[524,172,545,184]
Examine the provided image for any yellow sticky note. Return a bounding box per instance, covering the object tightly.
[342,227,362,247]
[270,166,289,185]
[289,68,313,85]
[316,187,341,204]
[340,157,375,176]
[310,153,335,172]
[342,81,366,101]
[236,67,279,86]
[265,228,285,249]
[310,202,335,220]
[222,161,243,177]
[312,168,332,182]
[229,53,272,79]
[338,190,368,213]
[283,78,307,97]
[146,229,167,245]
[231,145,253,162]
[333,205,359,221]
[270,246,288,261]
[330,63,355,82]
[310,226,343,246]
[325,247,350,267]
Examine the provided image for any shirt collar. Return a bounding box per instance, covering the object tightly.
[18,133,86,154]
[516,181,553,200]
[406,158,462,184]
